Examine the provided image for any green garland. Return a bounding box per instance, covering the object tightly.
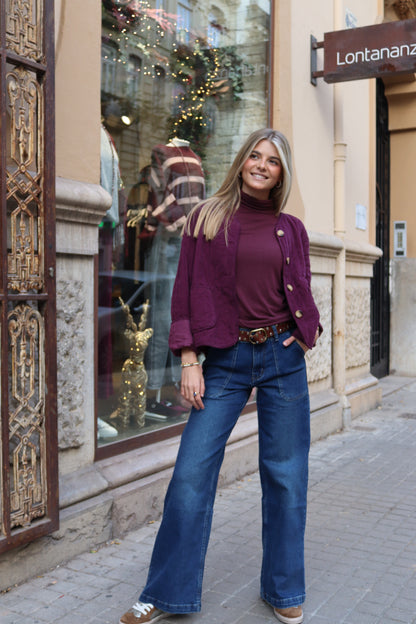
[167,43,253,156]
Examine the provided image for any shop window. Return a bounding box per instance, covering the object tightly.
[207,8,225,48]
[152,64,166,108]
[97,0,271,455]
[101,40,119,95]
[127,54,142,101]
[177,0,191,43]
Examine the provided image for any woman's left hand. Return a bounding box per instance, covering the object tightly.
[283,335,308,353]
[283,327,319,353]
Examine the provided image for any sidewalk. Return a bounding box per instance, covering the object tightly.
[2,375,416,624]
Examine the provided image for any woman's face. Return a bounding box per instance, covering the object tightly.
[240,139,282,201]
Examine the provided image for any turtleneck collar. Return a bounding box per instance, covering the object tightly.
[240,190,274,212]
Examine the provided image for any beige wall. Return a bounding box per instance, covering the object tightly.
[275,0,380,241]
[55,0,101,184]
[390,128,416,259]
[290,0,334,232]
[343,76,373,244]
[385,80,416,259]
[271,0,306,220]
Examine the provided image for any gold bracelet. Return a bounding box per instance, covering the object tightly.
[181,361,200,368]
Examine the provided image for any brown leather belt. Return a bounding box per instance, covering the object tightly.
[238,321,295,344]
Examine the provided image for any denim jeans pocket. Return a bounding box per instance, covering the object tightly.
[292,338,308,356]
[202,344,239,399]
[272,337,309,402]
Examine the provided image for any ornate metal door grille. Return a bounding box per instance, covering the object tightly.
[0,0,58,552]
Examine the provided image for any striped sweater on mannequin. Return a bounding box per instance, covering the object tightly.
[146,138,205,232]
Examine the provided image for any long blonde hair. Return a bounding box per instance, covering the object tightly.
[186,128,293,241]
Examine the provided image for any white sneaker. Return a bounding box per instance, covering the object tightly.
[274,606,304,624]
[119,601,169,623]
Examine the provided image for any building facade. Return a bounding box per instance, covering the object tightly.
[0,0,414,589]
[383,0,416,376]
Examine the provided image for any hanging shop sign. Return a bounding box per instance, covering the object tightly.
[311,18,416,85]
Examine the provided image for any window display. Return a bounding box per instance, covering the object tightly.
[98,0,271,446]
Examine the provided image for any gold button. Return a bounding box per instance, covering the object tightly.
[286,257,290,264]
[287,284,293,292]
[277,229,284,237]
[295,310,303,318]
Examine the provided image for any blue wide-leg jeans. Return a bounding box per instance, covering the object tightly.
[140,329,310,613]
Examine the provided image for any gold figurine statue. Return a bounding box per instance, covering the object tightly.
[113,297,153,428]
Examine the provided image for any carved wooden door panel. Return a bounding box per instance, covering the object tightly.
[0,0,58,552]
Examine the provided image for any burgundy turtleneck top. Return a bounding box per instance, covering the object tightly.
[235,191,292,328]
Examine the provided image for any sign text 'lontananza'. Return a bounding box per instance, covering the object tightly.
[312,18,416,84]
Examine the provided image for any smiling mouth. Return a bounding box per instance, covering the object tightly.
[251,173,267,180]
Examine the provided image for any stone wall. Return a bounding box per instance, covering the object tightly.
[57,277,88,449]
[390,258,416,375]
[55,177,111,474]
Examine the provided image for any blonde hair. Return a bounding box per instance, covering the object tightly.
[186,128,292,241]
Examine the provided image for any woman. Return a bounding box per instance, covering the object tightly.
[119,128,321,624]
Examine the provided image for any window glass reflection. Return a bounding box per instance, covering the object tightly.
[98,0,271,446]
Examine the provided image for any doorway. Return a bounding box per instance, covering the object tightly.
[371,79,390,378]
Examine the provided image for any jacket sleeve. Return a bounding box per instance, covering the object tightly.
[168,230,198,357]
[290,221,323,348]
[301,223,312,283]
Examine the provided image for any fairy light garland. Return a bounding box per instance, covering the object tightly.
[102,0,173,78]
[102,0,239,146]
[168,40,223,144]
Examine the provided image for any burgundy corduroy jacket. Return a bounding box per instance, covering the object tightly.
[168,210,322,355]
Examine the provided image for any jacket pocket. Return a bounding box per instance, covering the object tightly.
[190,287,216,332]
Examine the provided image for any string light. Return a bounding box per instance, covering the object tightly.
[102,0,249,153]
[102,0,174,81]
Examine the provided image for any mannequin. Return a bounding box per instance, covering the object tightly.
[98,125,123,401]
[167,137,191,147]
[100,124,121,225]
[144,137,205,417]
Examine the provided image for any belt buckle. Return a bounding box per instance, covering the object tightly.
[249,327,267,344]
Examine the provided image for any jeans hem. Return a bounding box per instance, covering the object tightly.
[139,592,201,614]
[261,591,305,609]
